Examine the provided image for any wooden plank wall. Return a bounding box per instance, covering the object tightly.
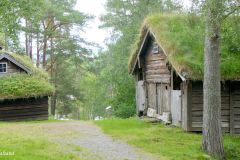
[0,97,48,121]
[136,81,146,113]
[147,83,157,110]
[181,81,192,131]
[0,58,25,75]
[171,90,182,126]
[145,48,170,83]
[230,81,240,134]
[191,81,230,133]
[144,41,171,115]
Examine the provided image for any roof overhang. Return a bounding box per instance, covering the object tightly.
[0,54,31,73]
[130,30,150,74]
[130,29,186,81]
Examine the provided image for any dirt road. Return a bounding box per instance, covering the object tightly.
[42,121,158,160]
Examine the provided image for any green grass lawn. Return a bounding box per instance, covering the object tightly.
[0,120,83,160]
[95,118,240,160]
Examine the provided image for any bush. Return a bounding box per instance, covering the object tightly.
[113,104,135,118]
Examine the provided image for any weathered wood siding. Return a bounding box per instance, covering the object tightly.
[157,83,171,114]
[181,81,192,131]
[0,58,26,75]
[189,81,240,133]
[143,41,171,115]
[136,81,146,114]
[0,97,48,121]
[171,90,182,126]
[145,45,170,83]
[230,81,240,134]
[147,83,157,110]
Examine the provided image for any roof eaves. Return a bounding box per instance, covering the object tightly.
[150,31,186,81]
[130,30,150,74]
[0,54,31,74]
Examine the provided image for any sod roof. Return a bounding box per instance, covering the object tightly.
[0,51,54,100]
[129,14,240,80]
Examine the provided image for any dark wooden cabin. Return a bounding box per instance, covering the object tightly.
[0,52,52,121]
[129,15,240,134]
[0,97,49,121]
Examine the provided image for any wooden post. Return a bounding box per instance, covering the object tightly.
[171,67,173,90]
[187,81,192,131]
[229,82,234,134]
[181,80,192,131]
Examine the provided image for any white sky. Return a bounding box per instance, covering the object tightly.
[75,0,108,50]
[75,0,192,52]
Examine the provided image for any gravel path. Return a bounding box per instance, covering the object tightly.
[43,121,159,160]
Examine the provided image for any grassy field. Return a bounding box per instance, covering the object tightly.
[0,120,84,160]
[95,118,240,160]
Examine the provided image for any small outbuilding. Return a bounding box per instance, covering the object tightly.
[129,14,240,134]
[0,51,54,121]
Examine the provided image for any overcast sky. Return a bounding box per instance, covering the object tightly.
[75,0,107,50]
[75,0,191,51]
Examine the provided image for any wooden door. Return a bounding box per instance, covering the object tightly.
[157,83,170,114]
[171,90,182,126]
[147,83,157,111]
[136,81,145,114]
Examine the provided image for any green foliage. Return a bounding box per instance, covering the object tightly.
[0,52,53,99]
[96,118,240,160]
[129,14,240,80]
[0,74,53,100]
[113,104,136,118]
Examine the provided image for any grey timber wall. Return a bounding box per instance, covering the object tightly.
[0,97,48,121]
[187,81,240,134]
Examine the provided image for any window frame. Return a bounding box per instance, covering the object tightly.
[152,42,159,54]
[0,62,7,73]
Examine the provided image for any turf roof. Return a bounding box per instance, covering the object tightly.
[0,51,54,100]
[129,14,240,80]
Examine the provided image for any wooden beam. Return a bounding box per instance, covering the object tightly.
[131,30,150,74]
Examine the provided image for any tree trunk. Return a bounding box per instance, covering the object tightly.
[50,36,56,116]
[29,22,33,59]
[25,18,29,56]
[43,34,47,67]
[202,0,225,159]
[36,32,40,67]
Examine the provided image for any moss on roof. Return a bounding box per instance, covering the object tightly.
[129,14,240,80]
[0,51,54,100]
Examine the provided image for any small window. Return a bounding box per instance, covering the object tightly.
[0,63,7,73]
[152,42,159,54]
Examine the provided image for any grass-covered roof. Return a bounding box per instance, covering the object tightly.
[0,51,54,100]
[129,14,240,80]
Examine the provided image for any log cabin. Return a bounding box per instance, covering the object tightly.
[0,51,54,121]
[129,14,240,134]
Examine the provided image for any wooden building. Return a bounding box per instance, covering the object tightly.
[129,14,240,134]
[0,52,53,121]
